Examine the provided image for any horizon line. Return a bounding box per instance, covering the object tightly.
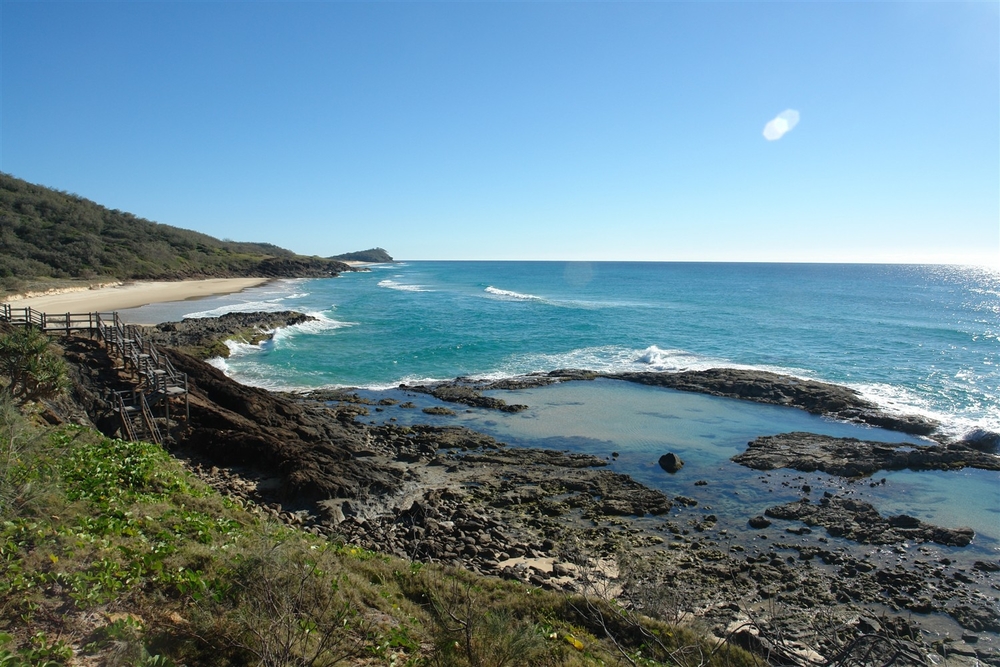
[376,258,999,269]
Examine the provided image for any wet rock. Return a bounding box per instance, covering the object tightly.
[733,432,1000,477]
[422,406,457,416]
[146,311,316,359]
[402,382,528,412]
[765,497,975,547]
[748,516,771,529]
[960,428,1000,454]
[658,452,684,473]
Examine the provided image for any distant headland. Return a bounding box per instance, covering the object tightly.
[328,248,393,263]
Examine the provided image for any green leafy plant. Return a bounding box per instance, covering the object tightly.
[0,631,72,666]
[0,328,68,406]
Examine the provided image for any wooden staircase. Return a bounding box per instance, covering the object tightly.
[2,304,188,444]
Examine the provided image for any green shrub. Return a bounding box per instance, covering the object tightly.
[203,535,369,667]
[0,328,68,406]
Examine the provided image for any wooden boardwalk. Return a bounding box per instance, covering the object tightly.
[1,303,188,444]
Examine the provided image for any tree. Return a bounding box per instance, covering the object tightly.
[0,327,69,404]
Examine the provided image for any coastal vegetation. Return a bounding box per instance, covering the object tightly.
[0,327,69,405]
[0,329,755,666]
[329,248,394,263]
[0,173,350,295]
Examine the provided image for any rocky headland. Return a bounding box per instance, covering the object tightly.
[48,312,1000,665]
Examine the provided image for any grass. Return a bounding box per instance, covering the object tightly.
[0,399,756,667]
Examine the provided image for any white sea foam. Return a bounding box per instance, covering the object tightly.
[272,311,353,341]
[183,299,292,319]
[852,382,1000,442]
[476,345,707,379]
[220,339,268,358]
[208,357,334,392]
[633,345,713,371]
[378,279,429,292]
[203,313,355,367]
[484,286,542,301]
[206,356,230,373]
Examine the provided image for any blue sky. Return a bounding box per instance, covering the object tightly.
[2,2,998,264]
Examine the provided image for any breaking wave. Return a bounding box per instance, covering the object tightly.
[484,286,542,301]
[378,279,429,292]
[271,311,354,345]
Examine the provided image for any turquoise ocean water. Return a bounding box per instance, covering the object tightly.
[123,262,1000,549]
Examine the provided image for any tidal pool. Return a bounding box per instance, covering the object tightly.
[364,378,1000,552]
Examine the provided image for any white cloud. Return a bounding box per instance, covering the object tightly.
[763,109,800,141]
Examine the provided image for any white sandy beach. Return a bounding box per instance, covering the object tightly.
[4,278,270,314]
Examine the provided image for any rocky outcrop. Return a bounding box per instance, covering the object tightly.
[252,256,353,277]
[732,432,1000,477]
[402,382,529,413]
[145,311,315,359]
[765,496,976,547]
[163,348,402,502]
[961,429,1000,454]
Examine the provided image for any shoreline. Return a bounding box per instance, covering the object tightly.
[47,313,1000,663]
[3,278,272,316]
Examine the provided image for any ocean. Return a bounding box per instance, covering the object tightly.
[122,262,1000,550]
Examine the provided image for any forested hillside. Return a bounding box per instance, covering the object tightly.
[0,173,349,291]
[329,247,393,262]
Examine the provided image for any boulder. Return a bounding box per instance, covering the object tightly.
[960,428,1000,454]
[658,452,684,473]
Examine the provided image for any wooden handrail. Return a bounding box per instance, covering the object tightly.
[138,392,163,445]
[114,392,138,443]
[3,303,188,443]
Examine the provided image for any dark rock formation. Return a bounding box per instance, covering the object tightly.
[47,335,129,430]
[732,432,1000,477]
[252,256,352,278]
[402,382,529,413]
[658,452,684,473]
[164,348,403,502]
[961,429,1000,454]
[145,311,315,359]
[422,406,457,416]
[765,496,975,547]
